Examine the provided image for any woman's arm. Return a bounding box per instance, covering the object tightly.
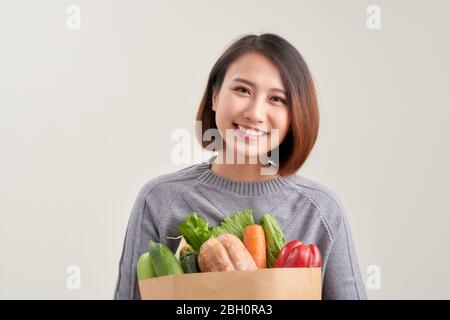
[322,212,368,300]
[114,191,159,300]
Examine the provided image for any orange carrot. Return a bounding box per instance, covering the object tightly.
[243,224,267,268]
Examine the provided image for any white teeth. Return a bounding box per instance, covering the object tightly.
[237,124,266,136]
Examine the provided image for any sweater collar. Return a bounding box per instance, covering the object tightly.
[195,155,293,196]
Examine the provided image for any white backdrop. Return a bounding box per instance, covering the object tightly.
[0,0,449,299]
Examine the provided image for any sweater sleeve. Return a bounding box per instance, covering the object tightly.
[113,190,159,300]
[322,211,368,300]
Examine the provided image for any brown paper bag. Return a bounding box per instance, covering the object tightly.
[139,267,321,300]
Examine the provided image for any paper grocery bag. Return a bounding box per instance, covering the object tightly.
[138,267,321,300]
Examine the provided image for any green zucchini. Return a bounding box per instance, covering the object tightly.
[148,241,184,276]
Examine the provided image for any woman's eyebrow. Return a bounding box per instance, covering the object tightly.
[232,77,287,95]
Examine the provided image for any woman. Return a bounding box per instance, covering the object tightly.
[114,33,368,300]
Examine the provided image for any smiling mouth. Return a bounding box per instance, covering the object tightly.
[232,123,269,137]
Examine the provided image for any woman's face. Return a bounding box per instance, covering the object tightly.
[212,52,291,162]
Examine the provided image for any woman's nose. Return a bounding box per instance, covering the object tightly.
[243,96,267,123]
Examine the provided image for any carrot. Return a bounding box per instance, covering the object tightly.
[243,224,267,268]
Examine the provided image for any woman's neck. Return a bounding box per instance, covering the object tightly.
[209,150,279,183]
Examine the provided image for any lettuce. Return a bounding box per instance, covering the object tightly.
[178,213,218,254]
[259,214,285,267]
[213,209,255,240]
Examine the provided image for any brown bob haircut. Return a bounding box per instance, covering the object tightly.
[195,33,319,177]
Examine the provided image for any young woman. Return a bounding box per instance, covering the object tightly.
[114,33,368,300]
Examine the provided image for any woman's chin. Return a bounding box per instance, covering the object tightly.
[220,138,271,164]
[234,146,270,163]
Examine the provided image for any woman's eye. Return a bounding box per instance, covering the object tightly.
[235,87,250,95]
[271,96,286,104]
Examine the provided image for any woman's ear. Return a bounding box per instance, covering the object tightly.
[212,87,219,112]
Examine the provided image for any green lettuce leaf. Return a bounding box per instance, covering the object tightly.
[178,213,218,254]
[259,214,285,268]
[213,209,255,240]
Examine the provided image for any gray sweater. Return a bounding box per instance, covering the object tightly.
[114,155,368,300]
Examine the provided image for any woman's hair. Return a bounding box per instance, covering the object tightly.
[195,33,319,177]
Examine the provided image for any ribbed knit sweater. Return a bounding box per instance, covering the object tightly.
[114,155,368,300]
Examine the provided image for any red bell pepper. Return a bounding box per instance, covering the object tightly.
[274,240,322,268]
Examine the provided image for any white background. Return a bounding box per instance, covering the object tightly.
[0,0,449,299]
